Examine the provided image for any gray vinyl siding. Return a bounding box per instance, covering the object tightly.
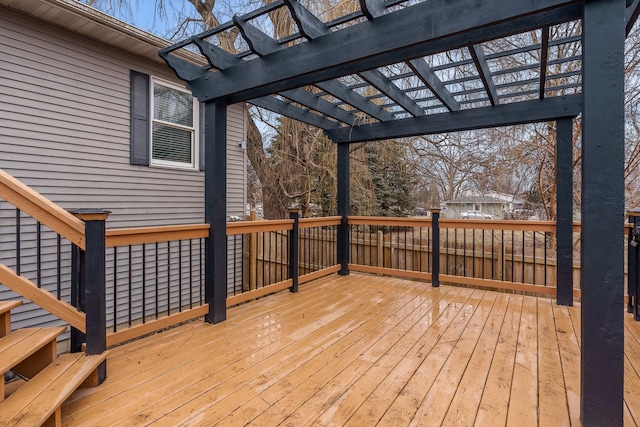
[0,8,246,334]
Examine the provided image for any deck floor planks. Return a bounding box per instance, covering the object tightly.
[440,292,510,427]
[64,275,344,410]
[474,294,523,426]
[626,401,638,427]
[296,287,471,426]
[552,302,581,426]
[366,290,488,426]
[130,277,440,426]
[537,298,571,426]
[67,276,400,425]
[59,274,640,427]
[242,288,476,426]
[505,294,539,426]
[311,287,474,427]
[625,319,640,426]
[406,291,499,426]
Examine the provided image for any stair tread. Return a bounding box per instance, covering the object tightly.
[0,352,107,426]
[0,301,23,315]
[0,327,66,373]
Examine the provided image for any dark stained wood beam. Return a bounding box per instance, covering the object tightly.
[408,58,461,111]
[233,15,281,56]
[469,44,499,106]
[627,0,640,35]
[324,94,582,143]
[287,0,424,117]
[359,70,425,117]
[539,26,550,100]
[360,0,387,20]
[192,21,358,126]
[580,0,625,423]
[174,0,580,103]
[279,88,359,125]
[249,96,341,129]
[315,80,394,122]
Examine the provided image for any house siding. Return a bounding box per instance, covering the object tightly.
[0,8,246,335]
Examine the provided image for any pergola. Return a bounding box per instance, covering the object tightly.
[160,0,638,424]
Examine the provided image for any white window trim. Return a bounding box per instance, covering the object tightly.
[149,77,199,170]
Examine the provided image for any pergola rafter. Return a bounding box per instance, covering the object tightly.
[160,0,637,424]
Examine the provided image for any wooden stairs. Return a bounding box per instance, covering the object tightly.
[0,300,106,427]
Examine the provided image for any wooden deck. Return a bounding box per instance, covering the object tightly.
[61,274,640,426]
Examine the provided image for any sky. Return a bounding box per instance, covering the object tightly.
[87,0,250,41]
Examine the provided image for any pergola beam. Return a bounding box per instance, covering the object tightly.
[325,94,582,143]
[316,80,394,122]
[173,0,581,103]
[628,0,640,35]
[408,58,461,112]
[287,0,424,118]
[279,89,359,125]
[249,97,341,129]
[469,44,499,106]
[360,0,386,20]
[539,26,550,100]
[359,70,424,117]
[195,20,359,126]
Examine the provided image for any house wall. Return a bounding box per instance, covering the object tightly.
[0,8,246,336]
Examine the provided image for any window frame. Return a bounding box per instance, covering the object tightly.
[149,77,199,170]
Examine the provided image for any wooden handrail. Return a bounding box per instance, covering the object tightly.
[348,216,433,227]
[299,216,341,228]
[0,263,86,332]
[0,169,85,249]
[439,219,557,232]
[106,224,210,247]
[226,219,293,235]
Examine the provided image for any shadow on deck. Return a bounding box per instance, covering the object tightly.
[62,274,640,426]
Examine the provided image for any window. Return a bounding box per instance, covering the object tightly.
[151,79,197,168]
[130,71,204,170]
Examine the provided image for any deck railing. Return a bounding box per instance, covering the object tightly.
[346,216,632,301]
[2,163,638,360]
[0,170,86,333]
[224,213,341,307]
[103,224,209,347]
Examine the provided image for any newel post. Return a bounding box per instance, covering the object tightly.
[70,208,110,384]
[430,208,441,287]
[289,208,300,293]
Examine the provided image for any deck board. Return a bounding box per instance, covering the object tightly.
[61,274,640,427]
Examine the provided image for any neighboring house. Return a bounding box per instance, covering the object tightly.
[0,0,246,340]
[442,192,524,219]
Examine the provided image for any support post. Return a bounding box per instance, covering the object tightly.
[581,0,625,424]
[430,208,441,287]
[204,99,228,324]
[71,209,110,384]
[70,243,85,353]
[628,210,639,317]
[337,142,350,275]
[556,118,573,306]
[289,208,299,293]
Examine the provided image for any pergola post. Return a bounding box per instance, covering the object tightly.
[204,99,228,324]
[337,142,350,275]
[581,0,625,424]
[556,118,573,306]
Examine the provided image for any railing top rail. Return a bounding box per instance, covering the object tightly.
[106,224,210,247]
[440,219,557,232]
[226,219,293,235]
[299,216,341,228]
[348,216,433,227]
[0,169,85,249]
